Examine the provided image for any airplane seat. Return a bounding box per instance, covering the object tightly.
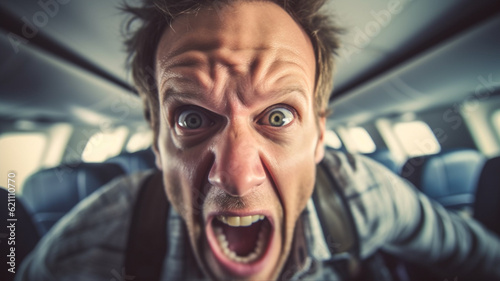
[473,156,500,236]
[0,187,40,275]
[105,148,157,174]
[21,162,125,235]
[400,148,485,210]
[364,148,401,174]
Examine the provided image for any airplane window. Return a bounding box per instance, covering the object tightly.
[81,126,129,162]
[493,110,500,139]
[43,123,73,168]
[393,121,441,157]
[0,133,47,192]
[126,130,153,153]
[348,127,376,153]
[324,130,343,149]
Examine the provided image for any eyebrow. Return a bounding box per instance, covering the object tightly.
[276,86,309,102]
[161,85,309,108]
[161,88,205,106]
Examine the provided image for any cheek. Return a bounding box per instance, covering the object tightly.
[157,125,209,233]
[272,128,318,226]
[278,156,316,216]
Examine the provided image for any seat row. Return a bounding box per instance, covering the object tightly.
[367,148,500,236]
[0,148,157,276]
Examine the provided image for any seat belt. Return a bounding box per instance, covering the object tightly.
[124,171,168,281]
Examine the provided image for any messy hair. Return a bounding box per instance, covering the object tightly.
[122,0,341,147]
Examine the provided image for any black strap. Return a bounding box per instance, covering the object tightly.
[124,171,168,281]
[315,158,360,258]
[312,159,359,280]
[316,152,396,281]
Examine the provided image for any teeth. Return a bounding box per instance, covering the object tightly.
[217,216,227,224]
[240,216,252,226]
[227,216,240,226]
[213,225,269,264]
[216,214,265,227]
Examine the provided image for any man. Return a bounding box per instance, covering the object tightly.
[15,0,500,280]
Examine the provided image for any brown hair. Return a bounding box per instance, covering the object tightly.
[122,0,341,146]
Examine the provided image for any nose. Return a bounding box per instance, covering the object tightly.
[208,125,266,197]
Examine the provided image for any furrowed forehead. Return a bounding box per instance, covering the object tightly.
[154,1,316,100]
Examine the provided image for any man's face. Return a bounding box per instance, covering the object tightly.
[154,2,325,280]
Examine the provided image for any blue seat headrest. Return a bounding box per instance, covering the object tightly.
[105,148,156,174]
[21,162,125,235]
[401,149,485,209]
[364,148,401,174]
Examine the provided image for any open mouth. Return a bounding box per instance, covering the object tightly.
[206,213,274,275]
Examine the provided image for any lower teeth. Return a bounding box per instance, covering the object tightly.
[214,225,268,263]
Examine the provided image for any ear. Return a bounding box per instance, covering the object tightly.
[152,142,163,171]
[314,116,326,163]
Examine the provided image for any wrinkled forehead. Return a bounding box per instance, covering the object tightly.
[154,1,316,79]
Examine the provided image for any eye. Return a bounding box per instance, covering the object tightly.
[177,108,212,129]
[261,107,294,127]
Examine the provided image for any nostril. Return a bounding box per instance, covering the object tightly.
[208,168,230,187]
[208,163,265,197]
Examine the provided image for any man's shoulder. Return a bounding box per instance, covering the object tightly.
[322,148,385,172]
[17,171,153,281]
[50,171,152,237]
[321,148,413,210]
[321,149,392,193]
[319,149,418,257]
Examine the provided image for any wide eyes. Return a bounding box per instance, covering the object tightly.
[260,107,294,127]
[177,109,213,130]
[175,105,295,133]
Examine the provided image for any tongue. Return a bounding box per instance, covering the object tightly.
[222,221,262,256]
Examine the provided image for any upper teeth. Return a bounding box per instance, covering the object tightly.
[216,215,265,227]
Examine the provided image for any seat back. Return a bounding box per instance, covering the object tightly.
[21,162,125,235]
[105,148,156,174]
[473,156,500,236]
[400,149,485,210]
[0,187,40,277]
[364,148,401,174]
